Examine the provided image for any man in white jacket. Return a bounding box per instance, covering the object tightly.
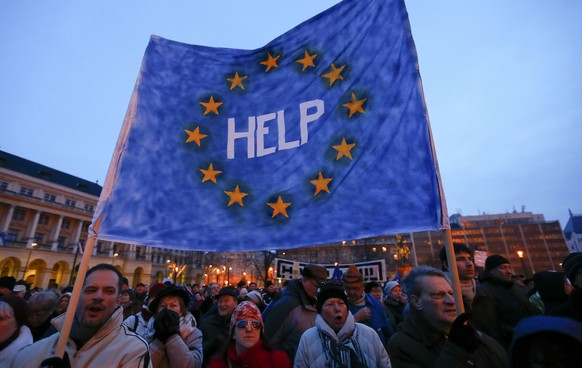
[11,264,151,368]
[294,281,391,368]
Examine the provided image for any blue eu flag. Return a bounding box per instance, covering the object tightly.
[93,0,448,251]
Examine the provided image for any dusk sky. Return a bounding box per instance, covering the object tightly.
[2,0,580,229]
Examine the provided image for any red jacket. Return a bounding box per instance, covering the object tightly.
[207,340,290,368]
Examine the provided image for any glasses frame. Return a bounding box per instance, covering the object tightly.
[235,320,262,330]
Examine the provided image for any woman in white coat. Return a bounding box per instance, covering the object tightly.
[294,281,391,368]
[0,295,33,367]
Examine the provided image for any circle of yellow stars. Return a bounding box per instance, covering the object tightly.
[183,46,369,219]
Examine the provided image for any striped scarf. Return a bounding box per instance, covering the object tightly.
[318,327,366,368]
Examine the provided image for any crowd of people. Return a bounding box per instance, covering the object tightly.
[0,245,581,367]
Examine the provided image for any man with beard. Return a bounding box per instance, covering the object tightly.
[11,264,151,368]
[388,266,508,368]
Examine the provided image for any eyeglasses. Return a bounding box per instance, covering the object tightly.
[235,320,262,330]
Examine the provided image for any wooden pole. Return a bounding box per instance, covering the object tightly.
[443,228,465,314]
[54,216,101,358]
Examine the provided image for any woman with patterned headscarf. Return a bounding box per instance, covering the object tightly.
[207,301,290,368]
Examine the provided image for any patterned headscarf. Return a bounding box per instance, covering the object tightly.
[229,301,263,333]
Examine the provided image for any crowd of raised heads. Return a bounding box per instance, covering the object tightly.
[0,248,581,368]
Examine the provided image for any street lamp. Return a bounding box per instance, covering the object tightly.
[517,250,527,277]
[22,242,37,279]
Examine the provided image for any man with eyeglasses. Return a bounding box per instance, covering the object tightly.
[387,266,508,368]
[478,254,540,349]
[262,263,328,363]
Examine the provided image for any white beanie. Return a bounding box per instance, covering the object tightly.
[247,290,263,304]
[383,281,400,295]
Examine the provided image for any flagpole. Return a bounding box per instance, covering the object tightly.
[415,58,464,314]
[443,229,465,313]
[68,244,80,286]
[54,216,101,358]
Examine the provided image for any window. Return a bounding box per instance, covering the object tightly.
[82,223,89,232]
[0,181,8,191]
[44,193,56,202]
[84,204,94,212]
[58,236,66,247]
[19,186,34,197]
[61,219,70,229]
[65,199,76,208]
[38,214,50,225]
[6,229,18,241]
[12,208,26,221]
[34,232,44,244]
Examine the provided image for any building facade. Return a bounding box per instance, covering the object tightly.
[564,210,582,253]
[279,212,571,280]
[0,151,272,288]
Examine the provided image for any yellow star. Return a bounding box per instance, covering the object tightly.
[224,185,248,207]
[267,196,292,218]
[260,52,280,72]
[227,72,248,91]
[184,126,207,146]
[342,93,367,118]
[322,63,345,86]
[200,96,223,115]
[332,138,356,160]
[296,50,317,72]
[200,163,222,184]
[310,172,333,196]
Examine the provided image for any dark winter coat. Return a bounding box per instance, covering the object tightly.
[262,279,317,363]
[199,306,231,366]
[478,272,540,348]
[387,310,509,368]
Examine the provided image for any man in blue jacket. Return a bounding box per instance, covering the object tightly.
[342,265,394,349]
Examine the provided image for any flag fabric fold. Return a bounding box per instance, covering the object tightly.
[93,0,447,251]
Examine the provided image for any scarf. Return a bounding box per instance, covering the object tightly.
[179,313,197,341]
[318,328,365,368]
[460,279,477,306]
[69,316,101,349]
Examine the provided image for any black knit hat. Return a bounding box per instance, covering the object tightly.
[485,254,510,272]
[316,281,348,312]
[0,276,16,293]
